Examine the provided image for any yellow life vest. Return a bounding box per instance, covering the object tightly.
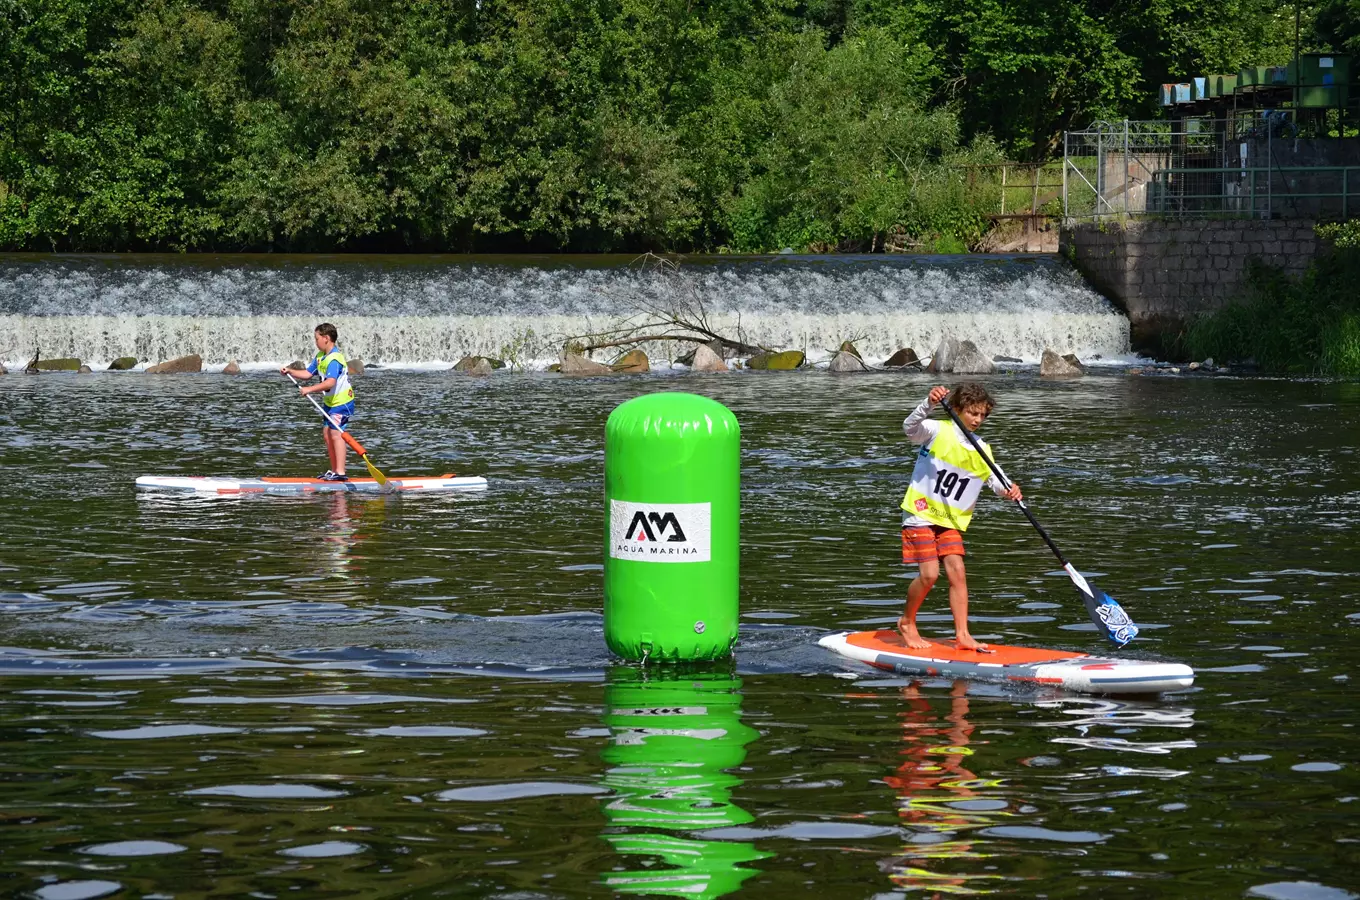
[313,348,355,407]
[901,423,995,532]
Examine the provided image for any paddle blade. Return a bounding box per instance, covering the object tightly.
[361,454,388,487]
[1064,564,1139,647]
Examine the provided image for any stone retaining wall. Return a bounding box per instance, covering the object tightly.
[1061,219,1321,349]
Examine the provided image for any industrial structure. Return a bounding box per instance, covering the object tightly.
[1064,53,1359,220]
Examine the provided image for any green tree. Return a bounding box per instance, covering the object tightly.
[719,29,999,251]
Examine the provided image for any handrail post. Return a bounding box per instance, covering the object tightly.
[1096,127,1103,220]
[1124,118,1130,217]
[1031,164,1040,241]
[1062,132,1069,217]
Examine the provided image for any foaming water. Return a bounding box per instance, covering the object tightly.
[0,253,1129,366]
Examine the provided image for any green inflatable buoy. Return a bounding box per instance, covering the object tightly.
[604,392,740,661]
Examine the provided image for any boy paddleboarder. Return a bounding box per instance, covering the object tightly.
[899,383,1022,651]
[281,323,356,482]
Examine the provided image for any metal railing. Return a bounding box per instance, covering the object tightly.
[1146,166,1359,218]
[961,163,1064,219]
[1064,114,1360,221]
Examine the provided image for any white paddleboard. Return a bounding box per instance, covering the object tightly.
[135,474,487,494]
[820,630,1194,695]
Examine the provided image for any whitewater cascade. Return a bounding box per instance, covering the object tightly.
[0,254,1130,368]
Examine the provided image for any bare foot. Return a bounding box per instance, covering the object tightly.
[955,635,991,653]
[897,617,933,650]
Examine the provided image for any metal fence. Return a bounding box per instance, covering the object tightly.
[1063,116,1360,220]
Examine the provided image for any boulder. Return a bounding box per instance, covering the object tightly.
[828,349,870,373]
[1040,349,1084,378]
[993,355,1022,363]
[676,339,723,366]
[560,351,613,376]
[465,358,494,377]
[837,340,862,359]
[546,363,562,373]
[1062,353,1086,374]
[453,355,489,373]
[108,356,138,371]
[952,344,997,375]
[223,360,243,375]
[348,357,365,377]
[883,348,920,368]
[288,360,305,371]
[926,337,961,374]
[749,349,804,370]
[146,354,203,374]
[78,365,93,374]
[690,344,728,372]
[35,357,81,371]
[927,337,995,374]
[612,349,650,374]
[0,362,6,375]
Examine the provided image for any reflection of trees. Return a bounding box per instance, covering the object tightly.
[599,668,771,899]
[881,680,1008,895]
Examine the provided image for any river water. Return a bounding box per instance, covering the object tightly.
[1,367,1358,899]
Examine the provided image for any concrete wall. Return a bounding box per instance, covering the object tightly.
[1060,218,1321,348]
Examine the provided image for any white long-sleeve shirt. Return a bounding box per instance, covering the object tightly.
[901,396,1009,528]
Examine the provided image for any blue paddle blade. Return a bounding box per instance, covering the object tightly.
[1085,588,1139,647]
[1063,564,1138,646]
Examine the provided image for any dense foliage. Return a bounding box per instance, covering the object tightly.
[0,0,1320,252]
[1184,236,1360,375]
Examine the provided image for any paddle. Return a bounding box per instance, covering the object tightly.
[284,372,389,488]
[940,399,1138,647]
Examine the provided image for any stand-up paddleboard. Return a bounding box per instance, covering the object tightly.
[819,630,1193,695]
[135,474,487,495]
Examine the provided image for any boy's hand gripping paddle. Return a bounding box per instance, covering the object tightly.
[285,372,389,488]
[940,400,1138,647]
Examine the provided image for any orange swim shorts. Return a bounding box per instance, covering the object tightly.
[901,525,966,564]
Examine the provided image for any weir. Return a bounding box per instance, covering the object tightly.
[0,254,1130,368]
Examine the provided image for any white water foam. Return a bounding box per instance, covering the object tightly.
[0,255,1129,368]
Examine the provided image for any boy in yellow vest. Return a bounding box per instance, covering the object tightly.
[899,383,1022,651]
[280,323,356,482]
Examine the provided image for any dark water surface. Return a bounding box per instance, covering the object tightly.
[1,371,1357,899]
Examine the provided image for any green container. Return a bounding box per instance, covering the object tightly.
[604,392,740,661]
[1296,53,1350,107]
[599,669,769,898]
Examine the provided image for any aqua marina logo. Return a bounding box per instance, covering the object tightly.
[624,511,687,543]
[610,500,711,563]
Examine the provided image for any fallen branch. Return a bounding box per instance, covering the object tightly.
[579,333,766,355]
[561,253,772,359]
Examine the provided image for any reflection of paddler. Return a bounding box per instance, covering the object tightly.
[881,680,1008,895]
[291,492,384,603]
[599,668,770,899]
